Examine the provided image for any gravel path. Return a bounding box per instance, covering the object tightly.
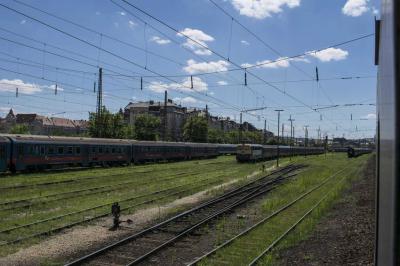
[278,155,375,266]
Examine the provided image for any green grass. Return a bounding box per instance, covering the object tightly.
[0,155,281,257]
[198,153,370,266]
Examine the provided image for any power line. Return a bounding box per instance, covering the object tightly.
[110,0,372,131]
[0,3,252,115]
[12,0,186,67]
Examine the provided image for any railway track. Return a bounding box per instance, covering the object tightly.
[65,164,304,266]
[188,165,352,266]
[0,167,226,211]
[0,168,243,245]
[0,160,223,190]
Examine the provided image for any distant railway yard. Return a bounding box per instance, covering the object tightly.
[0,153,371,265]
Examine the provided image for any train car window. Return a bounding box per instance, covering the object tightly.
[105,147,110,154]
[40,146,45,155]
[67,147,73,154]
[48,146,54,155]
[0,146,3,158]
[76,147,81,154]
[99,147,103,153]
[112,147,116,153]
[18,145,23,157]
[29,145,34,155]
[91,146,96,153]
[118,147,122,153]
[34,145,39,155]
[58,146,64,154]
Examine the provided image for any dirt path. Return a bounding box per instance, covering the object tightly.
[278,156,375,266]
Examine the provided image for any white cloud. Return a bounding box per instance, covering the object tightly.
[372,6,379,15]
[230,0,301,19]
[150,36,171,45]
[217,80,228,86]
[241,56,308,69]
[95,11,101,15]
[46,84,64,92]
[118,11,126,16]
[0,79,42,94]
[148,77,208,93]
[128,20,137,29]
[342,0,369,17]
[173,96,198,104]
[177,28,214,56]
[363,113,376,119]
[241,40,250,45]
[183,59,230,74]
[0,79,65,95]
[308,48,349,62]
[20,20,26,25]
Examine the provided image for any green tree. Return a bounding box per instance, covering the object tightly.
[10,124,30,134]
[183,116,208,142]
[224,130,239,144]
[208,128,225,143]
[88,107,134,139]
[134,114,160,141]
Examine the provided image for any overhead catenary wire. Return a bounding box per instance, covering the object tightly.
[12,0,186,67]
[0,1,376,137]
[0,3,253,115]
[114,0,352,131]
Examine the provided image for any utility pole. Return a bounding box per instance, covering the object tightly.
[288,116,295,160]
[263,119,267,144]
[304,125,309,157]
[96,67,103,137]
[239,112,243,143]
[205,104,209,122]
[275,109,284,167]
[282,123,285,145]
[164,90,167,141]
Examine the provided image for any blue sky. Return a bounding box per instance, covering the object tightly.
[0,0,378,139]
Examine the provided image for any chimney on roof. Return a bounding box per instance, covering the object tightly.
[149,100,154,105]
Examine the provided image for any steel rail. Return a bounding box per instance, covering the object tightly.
[0,166,227,211]
[188,165,350,265]
[0,175,227,246]
[64,165,302,265]
[0,172,233,238]
[126,173,300,265]
[248,169,354,265]
[0,160,222,190]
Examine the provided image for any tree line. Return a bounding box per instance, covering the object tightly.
[88,107,274,144]
[7,107,275,144]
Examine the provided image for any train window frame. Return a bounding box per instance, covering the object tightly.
[91,146,96,153]
[105,147,110,154]
[58,146,64,155]
[99,147,103,154]
[48,146,55,155]
[76,147,81,154]
[112,147,116,154]
[67,146,73,154]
